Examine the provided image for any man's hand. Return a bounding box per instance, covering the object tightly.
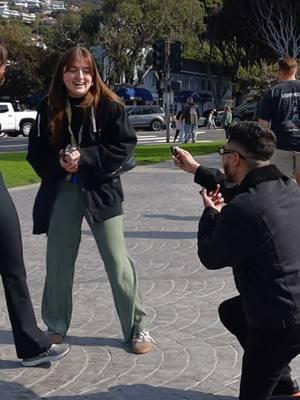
[200,184,225,213]
[173,147,200,173]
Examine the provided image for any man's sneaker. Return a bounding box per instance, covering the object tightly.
[132,330,156,354]
[21,344,70,367]
[46,331,65,344]
[272,378,300,397]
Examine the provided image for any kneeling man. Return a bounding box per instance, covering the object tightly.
[175,122,300,400]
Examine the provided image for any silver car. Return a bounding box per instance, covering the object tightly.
[126,105,165,131]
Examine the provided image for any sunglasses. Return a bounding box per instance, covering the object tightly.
[219,146,246,160]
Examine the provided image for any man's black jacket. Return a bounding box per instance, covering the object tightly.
[198,165,300,331]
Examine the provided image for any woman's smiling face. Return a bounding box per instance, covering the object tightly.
[63,57,93,98]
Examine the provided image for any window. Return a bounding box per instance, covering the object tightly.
[142,108,153,115]
[0,105,8,113]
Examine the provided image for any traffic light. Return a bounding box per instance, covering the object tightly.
[152,40,165,71]
[170,80,182,91]
[170,41,182,72]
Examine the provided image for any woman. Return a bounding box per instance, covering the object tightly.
[0,44,70,367]
[27,47,155,354]
[173,110,183,143]
[221,105,232,138]
[207,109,217,129]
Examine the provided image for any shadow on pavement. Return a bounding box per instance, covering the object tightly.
[82,229,197,240]
[143,214,199,222]
[124,231,197,239]
[0,381,237,400]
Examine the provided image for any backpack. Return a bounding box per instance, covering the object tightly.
[190,106,198,125]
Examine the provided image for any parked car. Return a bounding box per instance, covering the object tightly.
[232,101,258,122]
[0,102,37,137]
[126,105,165,131]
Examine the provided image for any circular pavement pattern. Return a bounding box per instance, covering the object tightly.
[1,154,300,399]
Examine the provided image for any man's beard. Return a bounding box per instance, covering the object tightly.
[223,162,235,182]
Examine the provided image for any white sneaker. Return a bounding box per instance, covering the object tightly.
[21,343,70,367]
[132,330,156,354]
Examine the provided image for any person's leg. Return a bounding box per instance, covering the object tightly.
[173,129,179,142]
[219,296,297,395]
[218,296,248,347]
[294,151,300,185]
[239,325,300,400]
[179,127,185,143]
[184,124,191,143]
[271,149,294,178]
[89,215,147,341]
[0,174,50,359]
[191,124,196,142]
[224,126,229,139]
[42,181,83,336]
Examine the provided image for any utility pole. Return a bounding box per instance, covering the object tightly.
[152,39,182,143]
[164,40,171,143]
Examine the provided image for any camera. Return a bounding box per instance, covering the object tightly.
[170,146,179,156]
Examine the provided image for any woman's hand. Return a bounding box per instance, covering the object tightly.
[59,150,80,173]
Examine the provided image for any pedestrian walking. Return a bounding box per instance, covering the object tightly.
[257,56,300,184]
[173,122,300,399]
[0,44,70,367]
[173,110,183,142]
[27,46,155,354]
[220,105,232,138]
[206,109,217,129]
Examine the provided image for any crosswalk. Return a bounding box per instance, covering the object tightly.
[137,130,210,145]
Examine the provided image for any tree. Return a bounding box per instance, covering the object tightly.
[194,0,281,105]
[237,0,300,58]
[99,0,206,86]
[0,21,47,98]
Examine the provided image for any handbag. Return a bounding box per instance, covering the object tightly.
[105,153,137,177]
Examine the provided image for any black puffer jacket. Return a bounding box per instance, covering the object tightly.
[198,165,300,331]
[27,96,137,234]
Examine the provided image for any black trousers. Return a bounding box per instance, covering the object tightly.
[219,296,300,400]
[0,174,50,359]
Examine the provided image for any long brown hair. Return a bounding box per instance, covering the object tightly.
[0,44,8,86]
[48,46,120,146]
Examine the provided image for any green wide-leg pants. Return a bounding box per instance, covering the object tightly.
[42,181,147,340]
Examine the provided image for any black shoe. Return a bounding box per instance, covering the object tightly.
[272,378,300,397]
[21,344,70,367]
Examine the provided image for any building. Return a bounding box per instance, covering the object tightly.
[141,59,232,113]
[0,2,8,9]
[51,1,65,10]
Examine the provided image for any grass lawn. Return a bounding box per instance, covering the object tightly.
[0,141,224,188]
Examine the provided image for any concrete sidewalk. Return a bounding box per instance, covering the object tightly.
[1,153,299,399]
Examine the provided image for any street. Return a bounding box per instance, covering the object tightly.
[0,128,226,153]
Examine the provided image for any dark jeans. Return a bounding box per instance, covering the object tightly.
[219,296,300,400]
[0,174,50,359]
[224,125,230,139]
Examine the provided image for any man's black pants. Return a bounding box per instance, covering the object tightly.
[219,295,300,400]
[0,174,50,359]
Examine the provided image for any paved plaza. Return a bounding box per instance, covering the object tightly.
[1,153,300,399]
